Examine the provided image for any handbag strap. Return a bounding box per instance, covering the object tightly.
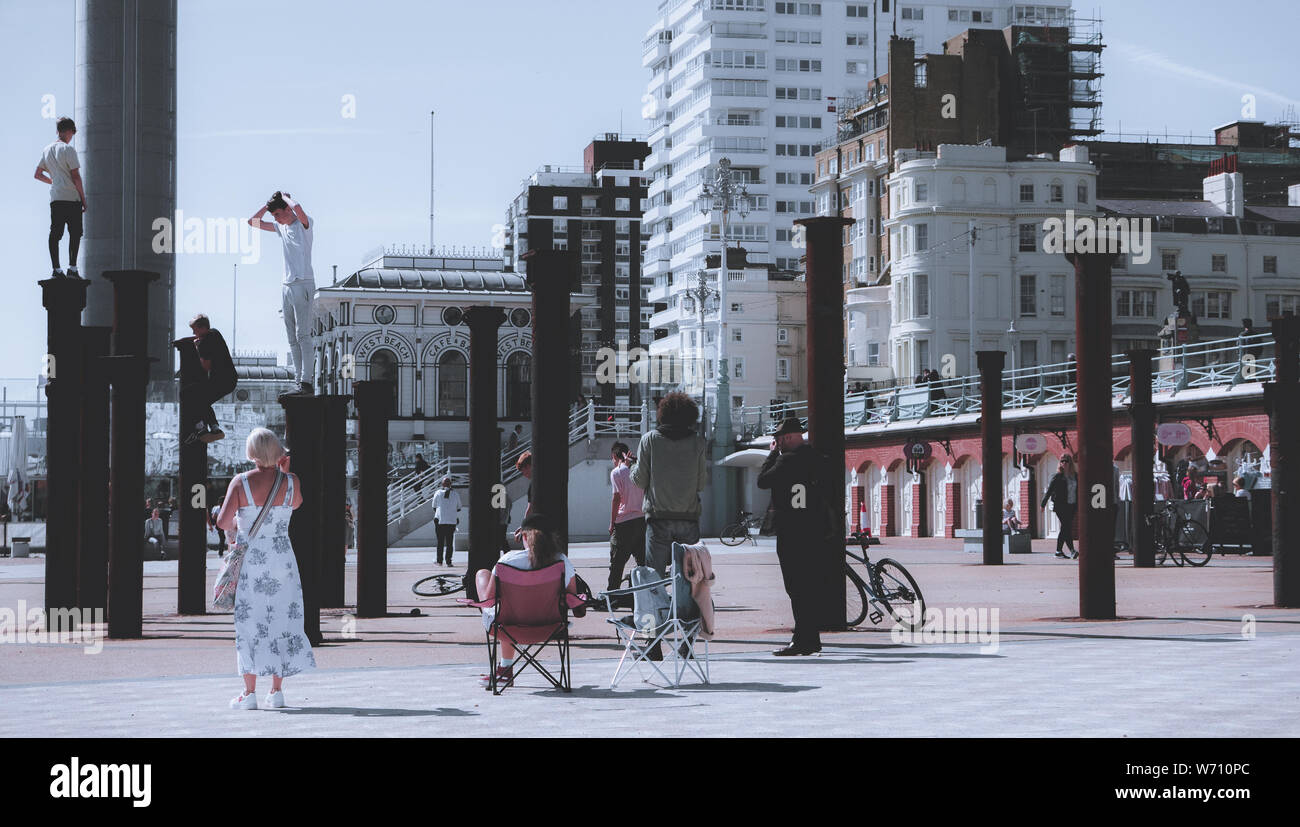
[244,470,285,544]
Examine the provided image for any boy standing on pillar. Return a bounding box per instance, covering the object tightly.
[34,117,87,279]
[183,314,238,445]
[249,191,315,394]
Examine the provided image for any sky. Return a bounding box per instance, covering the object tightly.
[1,0,1297,401]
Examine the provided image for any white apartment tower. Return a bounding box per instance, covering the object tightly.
[641,0,1071,411]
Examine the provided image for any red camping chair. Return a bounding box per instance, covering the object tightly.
[462,562,584,695]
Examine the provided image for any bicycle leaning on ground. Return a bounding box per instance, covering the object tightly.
[843,529,926,630]
[718,509,763,546]
[412,572,465,597]
[1149,501,1212,567]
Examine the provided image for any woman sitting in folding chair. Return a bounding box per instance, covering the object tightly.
[473,514,579,689]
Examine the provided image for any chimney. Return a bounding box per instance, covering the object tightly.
[1290,183,1300,207]
[1203,155,1244,219]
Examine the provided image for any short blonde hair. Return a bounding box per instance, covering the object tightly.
[189,313,210,330]
[246,428,285,467]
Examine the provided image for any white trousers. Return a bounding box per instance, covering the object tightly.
[282,280,315,384]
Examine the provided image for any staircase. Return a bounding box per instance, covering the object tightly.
[386,403,649,546]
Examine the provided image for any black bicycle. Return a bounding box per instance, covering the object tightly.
[412,573,466,597]
[718,509,763,546]
[1150,502,1212,567]
[844,530,925,630]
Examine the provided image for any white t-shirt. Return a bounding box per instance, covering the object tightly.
[40,140,81,202]
[432,488,461,524]
[494,549,575,585]
[276,214,315,284]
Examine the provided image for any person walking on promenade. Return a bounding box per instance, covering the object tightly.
[507,425,522,453]
[1041,457,1078,559]
[432,477,461,566]
[215,428,315,710]
[607,442,646,592]
[757,417,829,656]
[630,392,708,576]
[182,314,238,445]
[344,501,355,549]
[35,116,87,279]
[248,191,315,394]
[210,500,227,557]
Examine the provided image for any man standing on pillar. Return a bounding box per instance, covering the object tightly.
[249,191,315,394]
[34,117,87,279]
[183,314,238,445]
[757,417,827,656]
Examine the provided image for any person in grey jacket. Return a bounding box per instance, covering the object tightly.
[630,392,708,576]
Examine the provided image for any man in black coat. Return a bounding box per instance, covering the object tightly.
[182,313,238,445]
[1040,457,1078,558]
[757,416,831,656]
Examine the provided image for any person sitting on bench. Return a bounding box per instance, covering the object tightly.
[145,508,167,558]
[1001,499,1021,535]
[182,313,238,445]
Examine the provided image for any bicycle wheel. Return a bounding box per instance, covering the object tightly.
[1174,518,1212,567]
[412,574,465,597]
[844,565,869,627]
[873,558,926,631]
[718,523,748,546]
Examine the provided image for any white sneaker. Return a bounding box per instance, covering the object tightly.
[229,691,258,710]
[67,266,81,279]
[264,690,286,709]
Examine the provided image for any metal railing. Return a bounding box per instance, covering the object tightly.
[733,333,1278,440]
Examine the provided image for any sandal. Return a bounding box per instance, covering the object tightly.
[478,665,513,690]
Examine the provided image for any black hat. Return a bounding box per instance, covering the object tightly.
[520,513,553,532]
[774,417,805,437]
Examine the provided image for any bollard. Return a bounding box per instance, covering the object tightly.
[77,326,112,615]
[522,249,577,549]
[280,394,325,644]
[797,217,852,629]
[354,381,392,618]
[1266,315,1300,607]
[977,351,1005,566]
[174,337,209,615]
[320,396,351,608]
[465,307,507,600]
[41,276,89,630]
[1128,349,1157,568]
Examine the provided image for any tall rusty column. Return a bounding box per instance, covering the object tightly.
[320,396,351,608]
[522,249,576,549]
[977,351,1005,566]
[1266,315,1300,607]
[465,306,507,600]
[173,337,209,615]
[77,325,113,615]
[354,381,392,618]
[41,277,89,629]
[797,217,852,629]
[280,394,325,644]
[104,270,158,638]
[1068,251,1118,619]
[1128,349,1157,568]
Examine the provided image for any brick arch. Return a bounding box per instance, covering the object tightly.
[1213,419,1270,453]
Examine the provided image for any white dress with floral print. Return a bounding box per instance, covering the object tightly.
[232,471,316,678]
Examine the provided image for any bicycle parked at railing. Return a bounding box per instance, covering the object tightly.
[844,529,925,630]
[718,509,763,546]
[1150,501,1212,567]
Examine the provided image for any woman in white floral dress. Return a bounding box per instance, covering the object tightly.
[215,428,316,709]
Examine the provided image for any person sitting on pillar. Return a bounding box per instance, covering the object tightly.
[248,190,315,395]
[757,417,829,657]
[34,116,87,279]
[144,508,167,559]
[630,392,708,576]
[182,314,238,446]
[1041,458,1078,559]
[432,477,461,567]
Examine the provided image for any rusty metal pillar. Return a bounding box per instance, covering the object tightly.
[522,249,576,549]
[77,325,112,615]
[465,306,507,600]
[1266,315,1300,607]
[977,351,1005,566]
[280,394,325,644]
[41,276,88,630]
[354,380,392,618]
[1068,251,1118,619]
[104,270,158,638]
[173,337,209,615]
[1128,349,1157,568]
[320,396,351,609]
[797,217,852,629]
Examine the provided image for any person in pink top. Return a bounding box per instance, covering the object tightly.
[607,442,647,591]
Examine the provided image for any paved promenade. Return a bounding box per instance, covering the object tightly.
[3,539,1298,737]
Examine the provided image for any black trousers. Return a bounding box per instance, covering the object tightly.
[49,200,82,270]
[608,516,647,590]
[1054,504,1076,552]
[180,375,237,431]
[776,528,821,648]
[435,521,456,564]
